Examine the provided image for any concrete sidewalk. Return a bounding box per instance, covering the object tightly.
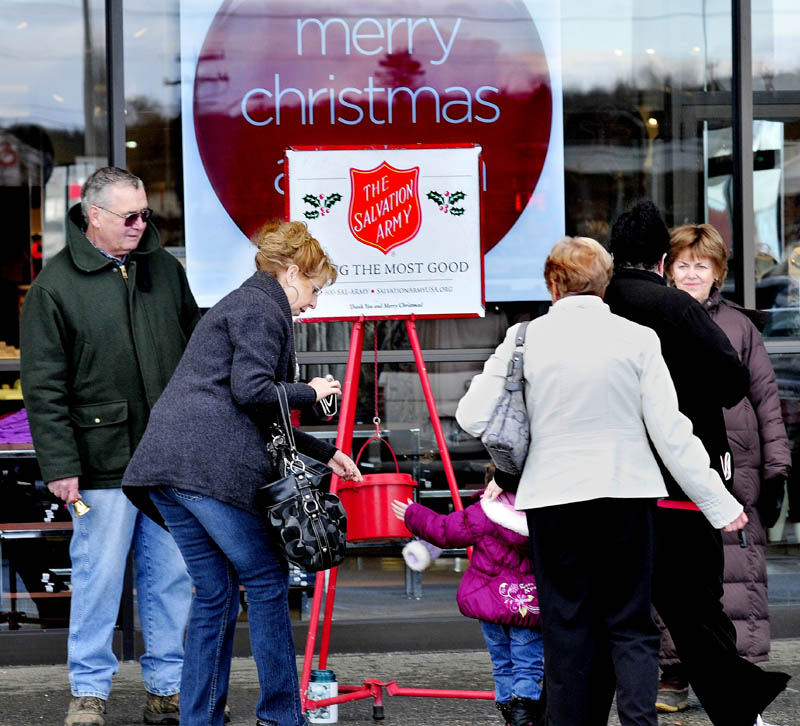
[0,640,798,726]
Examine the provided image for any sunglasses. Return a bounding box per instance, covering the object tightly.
[95,204,153,227]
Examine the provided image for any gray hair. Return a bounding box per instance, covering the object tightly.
[81,167,143,224]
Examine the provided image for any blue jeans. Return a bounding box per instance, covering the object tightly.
[149,486,304,726]
[68,488,191,699]
[479,622,544,703]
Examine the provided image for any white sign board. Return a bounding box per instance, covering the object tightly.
[287,146,483,320]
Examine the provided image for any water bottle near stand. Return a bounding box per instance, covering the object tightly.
[306,669,338,723]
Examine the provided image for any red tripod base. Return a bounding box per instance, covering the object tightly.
[306,680,494,722]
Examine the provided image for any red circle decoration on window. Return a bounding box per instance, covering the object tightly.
[193,0,552,255]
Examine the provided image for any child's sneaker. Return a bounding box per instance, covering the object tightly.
[510,695,545,726]
[495,700,512,724]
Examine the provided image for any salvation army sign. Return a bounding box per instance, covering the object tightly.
[180,0,564,306]
[287,147,482,320]
[348,162,421,253]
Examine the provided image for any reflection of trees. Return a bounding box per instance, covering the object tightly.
[375,50,425,89]
[563,83,651,243]
[124,96,184,246]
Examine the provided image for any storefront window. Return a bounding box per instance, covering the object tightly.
[1,0,107,633]
[753,0,800,92]
[123,1,184,247]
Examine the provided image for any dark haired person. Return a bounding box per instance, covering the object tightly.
[604,200,790,726]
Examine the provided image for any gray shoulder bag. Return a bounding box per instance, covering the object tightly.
[480,321,531,476]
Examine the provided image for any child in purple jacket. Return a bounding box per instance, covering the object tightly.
[391,486,544,726]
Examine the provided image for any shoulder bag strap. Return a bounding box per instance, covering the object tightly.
[504,320,530,393]
[273,383,302,472]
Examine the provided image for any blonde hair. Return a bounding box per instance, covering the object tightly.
[666,224,728,286]
[544,236,613,297]
[250,220,337,285]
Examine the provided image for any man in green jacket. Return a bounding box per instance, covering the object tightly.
[20,167,200,726]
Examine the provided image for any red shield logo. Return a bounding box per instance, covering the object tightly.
[348,162,421,254]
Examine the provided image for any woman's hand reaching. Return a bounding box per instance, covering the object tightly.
[327,450,362,481]
[391,498,412,522]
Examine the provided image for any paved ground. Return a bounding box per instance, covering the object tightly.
[0,640,798,725]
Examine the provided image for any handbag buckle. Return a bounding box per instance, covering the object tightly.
[302,496,320,515]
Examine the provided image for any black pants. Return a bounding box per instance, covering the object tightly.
[652,508,789,726]
[527,498,660,726]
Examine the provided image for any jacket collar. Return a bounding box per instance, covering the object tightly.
[480,496,529,536]
[66,203,161,273]
[704,285,768,331]
[703,286,722,314]
[549,293,608,313]
[241,271,297,380]
[612,267,666,286]
[240,270,293,320]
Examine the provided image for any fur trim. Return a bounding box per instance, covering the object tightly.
[480,497,529,536]
[403,539,433,571]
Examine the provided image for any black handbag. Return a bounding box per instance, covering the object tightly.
[255,383,347,572]
[480,321,531,475]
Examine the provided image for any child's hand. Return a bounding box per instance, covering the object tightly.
[391,498,412,522]
[482,479,503,501]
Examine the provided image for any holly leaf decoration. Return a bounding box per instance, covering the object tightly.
[449,191,466,204]
[304,210,320,219]
[324,193,342,209]
[303,194,321,208]
[450,207,465,216]
[427,190,445,206]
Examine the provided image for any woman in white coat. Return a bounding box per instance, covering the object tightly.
[456,236,746,726]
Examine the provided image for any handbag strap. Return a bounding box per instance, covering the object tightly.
[273,382,302,470]
[504,320,530,393]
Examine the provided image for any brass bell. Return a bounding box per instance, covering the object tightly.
[73,498,92,517]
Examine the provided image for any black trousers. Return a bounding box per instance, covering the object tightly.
[527,498,660,726]
[652,508,789,726]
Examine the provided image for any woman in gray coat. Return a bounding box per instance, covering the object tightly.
[656,223,791,711]
[123,220,362,726]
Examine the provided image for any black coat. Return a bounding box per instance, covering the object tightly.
[122,271,336,517]
[604,268,750,499]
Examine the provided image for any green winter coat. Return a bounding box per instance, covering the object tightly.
[20,204,200,488]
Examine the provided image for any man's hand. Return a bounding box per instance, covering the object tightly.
[48,477,81,504]
[722,510,749,532]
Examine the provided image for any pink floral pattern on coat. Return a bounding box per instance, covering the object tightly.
[499,582,538,618]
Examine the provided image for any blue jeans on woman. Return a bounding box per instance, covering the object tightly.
[479,621,544,703]
[149,486,304,726]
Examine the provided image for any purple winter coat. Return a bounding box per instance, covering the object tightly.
[404,493,540,628]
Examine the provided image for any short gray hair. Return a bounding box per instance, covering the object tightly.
[81,167,143,224]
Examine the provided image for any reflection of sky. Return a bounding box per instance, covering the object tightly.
[2,0,800,130]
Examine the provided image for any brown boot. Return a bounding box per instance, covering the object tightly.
[65,696,106,726]
[143,692,179,725]
[143,692,231,724]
